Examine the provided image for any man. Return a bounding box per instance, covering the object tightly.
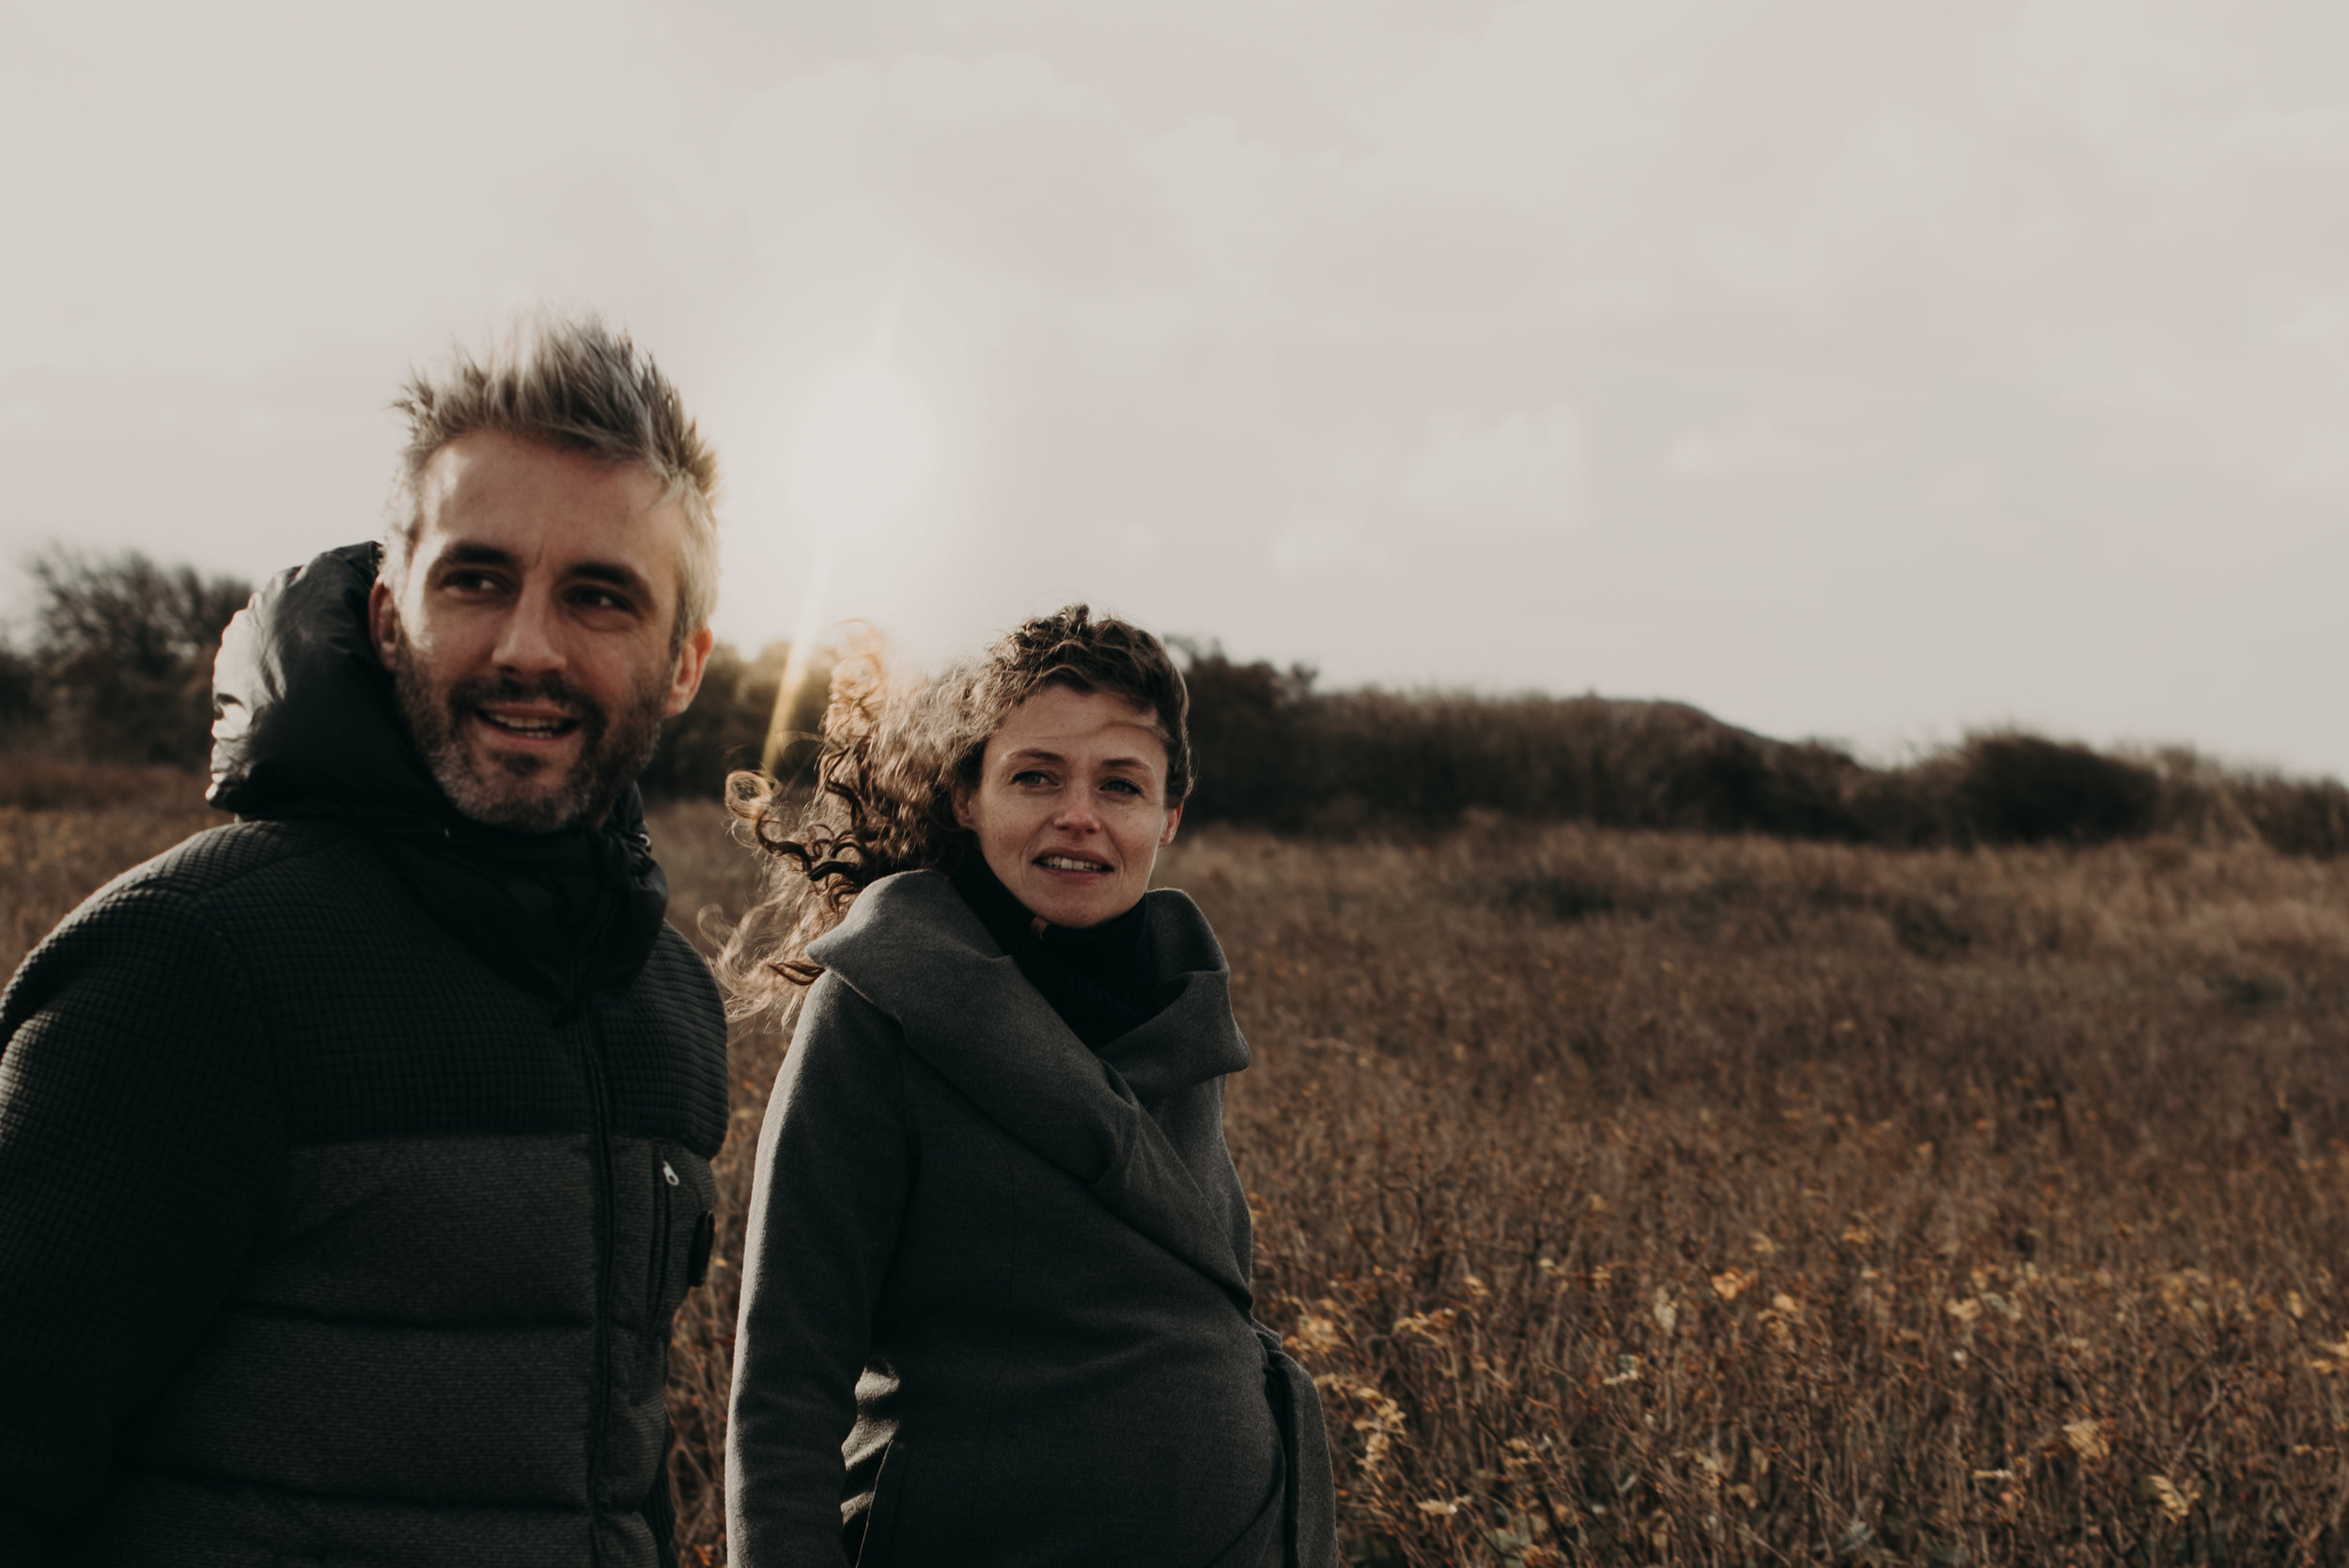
[0,316,731,1567]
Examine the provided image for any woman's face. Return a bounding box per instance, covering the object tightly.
[953,683,1183,929]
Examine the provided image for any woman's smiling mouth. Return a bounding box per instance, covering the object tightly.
[1035,853,1111,874]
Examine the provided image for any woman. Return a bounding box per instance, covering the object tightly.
[721,607,1334,1568]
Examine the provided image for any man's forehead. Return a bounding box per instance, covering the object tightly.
[422,429,663,501]
[415,433,679,558]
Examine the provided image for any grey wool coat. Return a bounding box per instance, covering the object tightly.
[725,870,1337,1568]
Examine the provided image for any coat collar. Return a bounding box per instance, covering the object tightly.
[808,870,1252,1304]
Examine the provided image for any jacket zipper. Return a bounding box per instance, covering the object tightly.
[577,1001,615,1566]
[563,885,622,1565]
[646,1148,677,1336]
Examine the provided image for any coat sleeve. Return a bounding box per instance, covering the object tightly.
[0,883,282,1564]
[726,971,912,1568]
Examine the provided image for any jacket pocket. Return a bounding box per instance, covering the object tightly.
[646,1143,680,1323]
[686,1208,714,1287]
[853,1437,913,1568]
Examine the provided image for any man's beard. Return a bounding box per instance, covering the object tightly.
[388,641,669,833]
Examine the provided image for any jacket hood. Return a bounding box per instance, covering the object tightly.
[206,541,669,1002]
[209,541,446,827]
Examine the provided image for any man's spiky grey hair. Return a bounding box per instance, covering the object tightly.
[382,313,720,647]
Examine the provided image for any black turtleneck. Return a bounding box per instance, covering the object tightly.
[949,851,1164,1051]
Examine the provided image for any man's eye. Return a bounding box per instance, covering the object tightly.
[572,587,634,613]
[444,571,505,594]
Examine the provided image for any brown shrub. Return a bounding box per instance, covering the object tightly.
[1952,733,2161,846]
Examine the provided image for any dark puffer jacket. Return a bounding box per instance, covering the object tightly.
[0,544,729,1567]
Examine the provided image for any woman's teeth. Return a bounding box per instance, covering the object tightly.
[1037,855,1107,873]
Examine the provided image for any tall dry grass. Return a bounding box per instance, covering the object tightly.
[1183,823,2349,1566]
[12,782,2349,1564]
[0,768,224,979]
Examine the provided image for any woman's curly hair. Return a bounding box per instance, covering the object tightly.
[716,605,1192,1031]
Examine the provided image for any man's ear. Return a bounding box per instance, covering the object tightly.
[366,577,399,669]
[1159,800,1184,847]
[662,625,716,719]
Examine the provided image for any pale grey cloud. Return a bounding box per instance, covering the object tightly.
[1402,405,1591,538]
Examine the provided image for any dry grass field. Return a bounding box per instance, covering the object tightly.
[11,783,2349,1565]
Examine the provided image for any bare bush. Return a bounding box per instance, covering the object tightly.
[12,551,252,768]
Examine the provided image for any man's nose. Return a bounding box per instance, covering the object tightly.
[490,591,565,675]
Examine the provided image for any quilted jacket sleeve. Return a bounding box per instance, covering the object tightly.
[0,884,282,1565]
[725,971,912,1568]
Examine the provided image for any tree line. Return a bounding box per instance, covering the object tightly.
[8,551,2345,856]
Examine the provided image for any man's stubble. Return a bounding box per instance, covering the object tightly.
[386,633,671,833]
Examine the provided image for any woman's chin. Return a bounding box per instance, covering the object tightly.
[1018,875,1141,929]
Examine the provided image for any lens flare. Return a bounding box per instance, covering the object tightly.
[761,269,936,775]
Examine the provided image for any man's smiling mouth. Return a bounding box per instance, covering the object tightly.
[475,710,581,739]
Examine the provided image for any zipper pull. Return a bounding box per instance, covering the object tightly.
[661,1160,680,1187]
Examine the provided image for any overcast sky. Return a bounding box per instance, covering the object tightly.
[3,1,2342,774]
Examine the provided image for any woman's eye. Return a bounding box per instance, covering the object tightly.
[1101,777,1143,796]
[1010,769,1053,788]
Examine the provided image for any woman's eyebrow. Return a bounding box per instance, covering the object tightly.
[1002,746,1156,771]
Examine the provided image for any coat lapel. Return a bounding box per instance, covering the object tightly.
[809,872,1252,1306]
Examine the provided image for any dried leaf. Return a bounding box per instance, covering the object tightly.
[2143,1473,2200,1522]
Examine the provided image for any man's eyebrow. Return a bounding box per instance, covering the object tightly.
[437,541,521,569]
[566,560,656,599]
